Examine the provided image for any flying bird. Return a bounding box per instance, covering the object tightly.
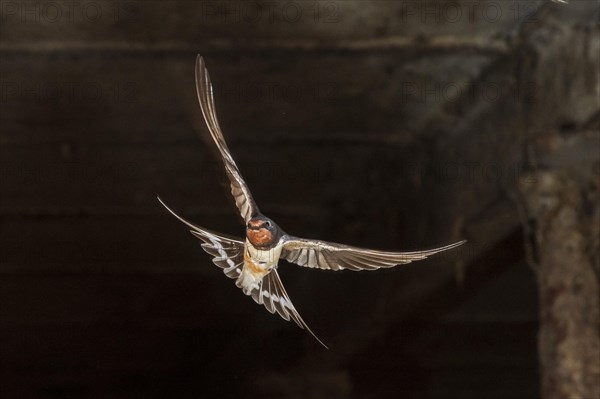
[159,56,466,348]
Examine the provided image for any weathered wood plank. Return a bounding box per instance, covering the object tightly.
[0,53,496,144]
[0,0,528,46]
[0,217,229,273]
[0,273,253,326]
[0,143,422,214]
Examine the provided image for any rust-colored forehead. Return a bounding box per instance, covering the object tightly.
[248,219,263,228]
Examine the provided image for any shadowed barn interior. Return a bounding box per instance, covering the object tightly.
[0,1,598,398]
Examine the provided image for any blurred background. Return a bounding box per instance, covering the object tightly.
[1,1,598,398]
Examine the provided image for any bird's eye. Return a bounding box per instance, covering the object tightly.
[265,221,271,228]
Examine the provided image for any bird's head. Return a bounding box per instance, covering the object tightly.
[246,215,280,249]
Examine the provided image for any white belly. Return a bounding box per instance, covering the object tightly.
[245,239,283,267]
[237,240,283,295]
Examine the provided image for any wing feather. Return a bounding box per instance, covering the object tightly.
[158,197,245,279]
[195,55,260,223]
[281,236,466,271]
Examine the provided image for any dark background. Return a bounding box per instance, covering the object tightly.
[1,1,598,398]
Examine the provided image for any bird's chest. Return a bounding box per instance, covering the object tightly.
[244,240,282,275]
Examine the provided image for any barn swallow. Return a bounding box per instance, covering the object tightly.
[158,56,466,348]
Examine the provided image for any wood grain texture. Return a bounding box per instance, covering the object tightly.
[518,132,600,399]
[0,0,525,45]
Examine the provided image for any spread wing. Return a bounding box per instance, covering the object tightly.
[281,237,466,271]
[158,197,327,348]
[158,197,245,279]
[195,55,260,223]
[250,270,328,348]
